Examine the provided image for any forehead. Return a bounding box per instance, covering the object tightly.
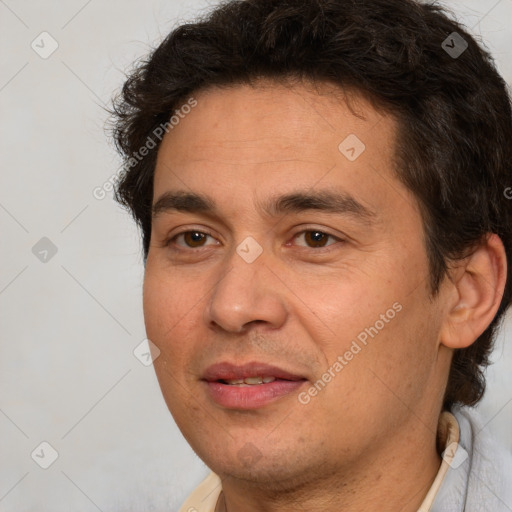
[152,81,412,223]
[157,81,391,163]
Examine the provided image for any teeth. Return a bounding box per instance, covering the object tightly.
[244,376,263,385]
[224,376,277,385]
[226,378,244,385]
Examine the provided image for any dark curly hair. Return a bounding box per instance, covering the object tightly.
[110,0,512,410]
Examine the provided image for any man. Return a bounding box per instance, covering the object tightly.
[110,0,512,510]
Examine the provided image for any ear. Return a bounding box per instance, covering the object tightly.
[440,233,507,349]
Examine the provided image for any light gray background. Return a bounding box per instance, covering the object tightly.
[1,0,511,510]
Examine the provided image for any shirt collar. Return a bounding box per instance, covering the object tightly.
[417,410,460,511]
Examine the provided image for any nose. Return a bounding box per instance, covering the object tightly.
[204,246,288,334]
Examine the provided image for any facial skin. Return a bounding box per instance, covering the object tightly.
[143,80,506,512]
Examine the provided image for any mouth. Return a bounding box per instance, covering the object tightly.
[202,362,308,409]
[218,376,281,385]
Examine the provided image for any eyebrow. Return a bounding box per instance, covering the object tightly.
[151,189,376,223]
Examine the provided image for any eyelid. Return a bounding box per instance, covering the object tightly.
[291,225,345,240]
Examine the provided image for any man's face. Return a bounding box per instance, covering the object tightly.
[144,82,450,486]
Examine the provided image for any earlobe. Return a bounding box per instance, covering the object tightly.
[440,233,507,350]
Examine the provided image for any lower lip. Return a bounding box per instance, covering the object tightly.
[204,379,306,409]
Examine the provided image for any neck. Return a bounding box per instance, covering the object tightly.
[216,417,442,512]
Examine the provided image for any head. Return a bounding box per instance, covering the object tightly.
[111,0,512,489]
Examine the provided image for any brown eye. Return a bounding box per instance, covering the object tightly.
[294,230,339,248]
[304,231,330,247]
[172,231,213,248]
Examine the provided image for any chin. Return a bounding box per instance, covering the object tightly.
[198,442,310,486]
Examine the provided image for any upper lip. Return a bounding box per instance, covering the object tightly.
[202,361,306,382]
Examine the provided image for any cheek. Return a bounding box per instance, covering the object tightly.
[144,260,200,330]
[357,295,438,404]
[312,272,437,413]
[143,268,204,422]
[143,267,200,371]
[296,273,396,354]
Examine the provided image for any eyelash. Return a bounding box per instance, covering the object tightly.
[164,228,344,253]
